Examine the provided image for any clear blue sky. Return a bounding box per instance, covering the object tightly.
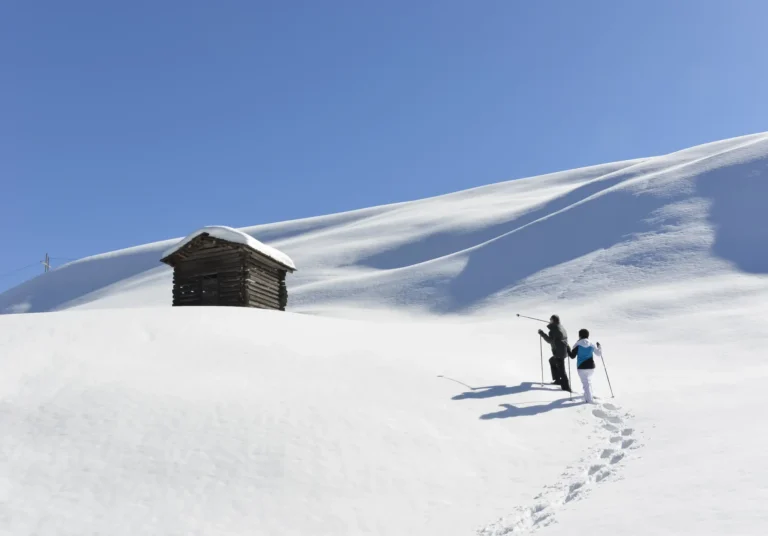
[2,0,767,293]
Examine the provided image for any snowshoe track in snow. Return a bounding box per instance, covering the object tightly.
[476,401,642,535]
[591,409,622,424]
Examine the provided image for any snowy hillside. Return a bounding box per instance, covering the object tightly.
[1,133,768,535]
[3,133,768,318]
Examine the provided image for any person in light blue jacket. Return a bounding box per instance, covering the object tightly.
[568,328,602,403]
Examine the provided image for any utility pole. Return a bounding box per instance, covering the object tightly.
[41,253,50,273]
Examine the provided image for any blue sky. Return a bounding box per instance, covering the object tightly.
[2,0,767,293]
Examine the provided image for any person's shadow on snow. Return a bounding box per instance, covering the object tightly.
[479,398,577,420]
[452,381,554,400]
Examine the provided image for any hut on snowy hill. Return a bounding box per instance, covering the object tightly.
[159,226,296,310]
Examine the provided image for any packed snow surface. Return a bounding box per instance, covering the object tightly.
[1,133,768,534]
[160,225,296,270]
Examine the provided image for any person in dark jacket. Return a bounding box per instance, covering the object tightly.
[538,314,571,392]
[568,328,602,403]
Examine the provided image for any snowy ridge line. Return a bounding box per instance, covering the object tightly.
[293,161,655,290]
[254,162,632,265]
[45,130,768,273]
[3,130,768,316]
[476,401,642,535]
[453,132,768,267]
[296,132,768,292]
[43,160,641,272]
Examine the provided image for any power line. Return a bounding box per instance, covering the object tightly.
[0,263,40,279]
[0,254,80,281]
[1,256,73,279]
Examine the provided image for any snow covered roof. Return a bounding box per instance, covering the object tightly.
[161,226,296,270]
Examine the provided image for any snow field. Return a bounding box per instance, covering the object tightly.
[1,131,768,534]
[477,402,640,535]
[0,308,603,535]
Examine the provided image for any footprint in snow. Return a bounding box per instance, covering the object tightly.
[531,502,548,514]
[588,464,611,484]
[592,409,623,424]
[565,481,586,503]
[533,510,555,527]
[594,469,611,482]
[588,464,604,476]
[475,398,639,535]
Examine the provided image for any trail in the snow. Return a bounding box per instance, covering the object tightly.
[476,401,642,535]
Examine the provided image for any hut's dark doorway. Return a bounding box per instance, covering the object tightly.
[201,274,219,305]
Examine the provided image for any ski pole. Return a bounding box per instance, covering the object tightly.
[598,344,615,398]
[567,352,572,400]
[520,314,547,385]
[516,313,548,323]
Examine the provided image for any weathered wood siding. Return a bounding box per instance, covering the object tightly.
[165,234,291,310]
[243,250,286,310]
[170,236,245,307]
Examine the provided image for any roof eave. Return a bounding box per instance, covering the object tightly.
[159,235,297,272]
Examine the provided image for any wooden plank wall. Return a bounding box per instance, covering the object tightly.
[243,251,283,310]
[172,239,245,306]
[169,235,289,310]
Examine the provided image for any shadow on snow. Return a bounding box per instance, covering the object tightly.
[449,380,578,419]
[452,382,557,400]
[360,161,649,272]
[695,150,768,274]
[480,398,579,420]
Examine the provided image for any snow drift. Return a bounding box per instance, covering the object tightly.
[1,133,767,535]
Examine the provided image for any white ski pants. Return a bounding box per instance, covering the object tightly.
[577,368,595,403]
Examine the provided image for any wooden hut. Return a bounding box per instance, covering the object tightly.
[159,226,296,309]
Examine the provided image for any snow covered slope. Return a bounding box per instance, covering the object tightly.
[1,133,768,535]
[0,308,607,535]
[2,133,768,317]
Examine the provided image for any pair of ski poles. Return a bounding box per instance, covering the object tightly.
[516,314,615,398]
